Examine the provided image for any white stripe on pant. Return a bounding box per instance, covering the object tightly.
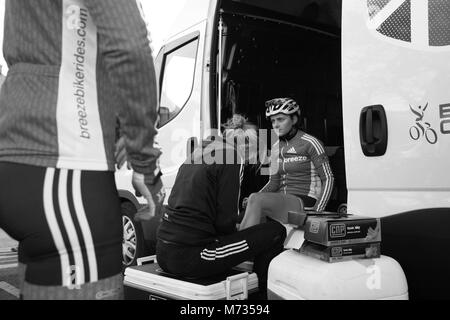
[43,168,98,286]
[200,240,250,261]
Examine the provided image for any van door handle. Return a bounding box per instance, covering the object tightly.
[359,105,388,157]
[366,108,374,144]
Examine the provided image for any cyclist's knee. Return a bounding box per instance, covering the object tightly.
[248,192,264,207]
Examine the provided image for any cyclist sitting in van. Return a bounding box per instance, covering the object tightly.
[239,98,334,230]
[156,115,286,299]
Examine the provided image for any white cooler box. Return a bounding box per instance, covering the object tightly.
[124,256,259,300]
[268,249,408,300]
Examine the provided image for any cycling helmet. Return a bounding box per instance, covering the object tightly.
[265,98,300,118]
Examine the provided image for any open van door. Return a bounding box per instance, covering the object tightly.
[156,0,218,195]
[342,0,450,299]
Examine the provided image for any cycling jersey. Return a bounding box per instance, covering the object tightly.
[0,0,160,180]
[261,130,334,212]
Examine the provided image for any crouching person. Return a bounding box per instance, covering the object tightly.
[156,116,286,299]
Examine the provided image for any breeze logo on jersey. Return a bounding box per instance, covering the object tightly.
[278,156,308,163]
[57,0,106,170]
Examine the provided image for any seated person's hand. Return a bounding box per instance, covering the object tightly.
[242,197,249,210]
[132,172,166,221]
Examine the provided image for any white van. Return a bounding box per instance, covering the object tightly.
[117,0,450,299]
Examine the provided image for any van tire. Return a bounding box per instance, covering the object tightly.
[121,201,149,267]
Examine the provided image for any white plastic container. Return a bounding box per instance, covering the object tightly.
[268,249,408,300]
[124,256,258,300]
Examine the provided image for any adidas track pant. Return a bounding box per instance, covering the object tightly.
[156,220,286,296]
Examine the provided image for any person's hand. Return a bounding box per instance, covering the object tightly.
[365,223,380,241]
[132,172,166,221]
[115,136,131,170]
[242,197,249,210]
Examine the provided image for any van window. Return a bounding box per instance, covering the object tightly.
[158,38,198,128]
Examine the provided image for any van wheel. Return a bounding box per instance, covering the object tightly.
[122,201,148,267]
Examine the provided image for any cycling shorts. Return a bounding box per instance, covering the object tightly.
[0,162,123,287]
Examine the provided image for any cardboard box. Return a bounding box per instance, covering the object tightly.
[298,241,381,263]
[304,214,381,246]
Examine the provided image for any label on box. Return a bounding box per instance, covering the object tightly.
[304,215,381,246]
[309,221,320,234]
[299,241,381,263]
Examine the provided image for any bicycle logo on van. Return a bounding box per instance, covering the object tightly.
[409,103,438,144]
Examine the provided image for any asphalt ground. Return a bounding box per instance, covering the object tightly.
[0,229,19,300]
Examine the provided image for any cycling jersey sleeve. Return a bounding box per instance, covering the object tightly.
[85,0,161,183]
[259,149,281,193]
[309,141,334,212]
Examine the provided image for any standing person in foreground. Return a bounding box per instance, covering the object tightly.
[240,97,334,230]
[0,0,163,300]
[156,115,286,299]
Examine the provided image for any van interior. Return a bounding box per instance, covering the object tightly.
[217,0,346,211]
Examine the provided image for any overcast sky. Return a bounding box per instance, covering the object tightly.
[0,0,187,73]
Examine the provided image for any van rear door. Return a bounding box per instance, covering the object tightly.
[342,0,450,218]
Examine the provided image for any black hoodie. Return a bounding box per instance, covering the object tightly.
[158,138,244,246]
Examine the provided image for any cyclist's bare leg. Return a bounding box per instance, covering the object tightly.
[239,192,302,230]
